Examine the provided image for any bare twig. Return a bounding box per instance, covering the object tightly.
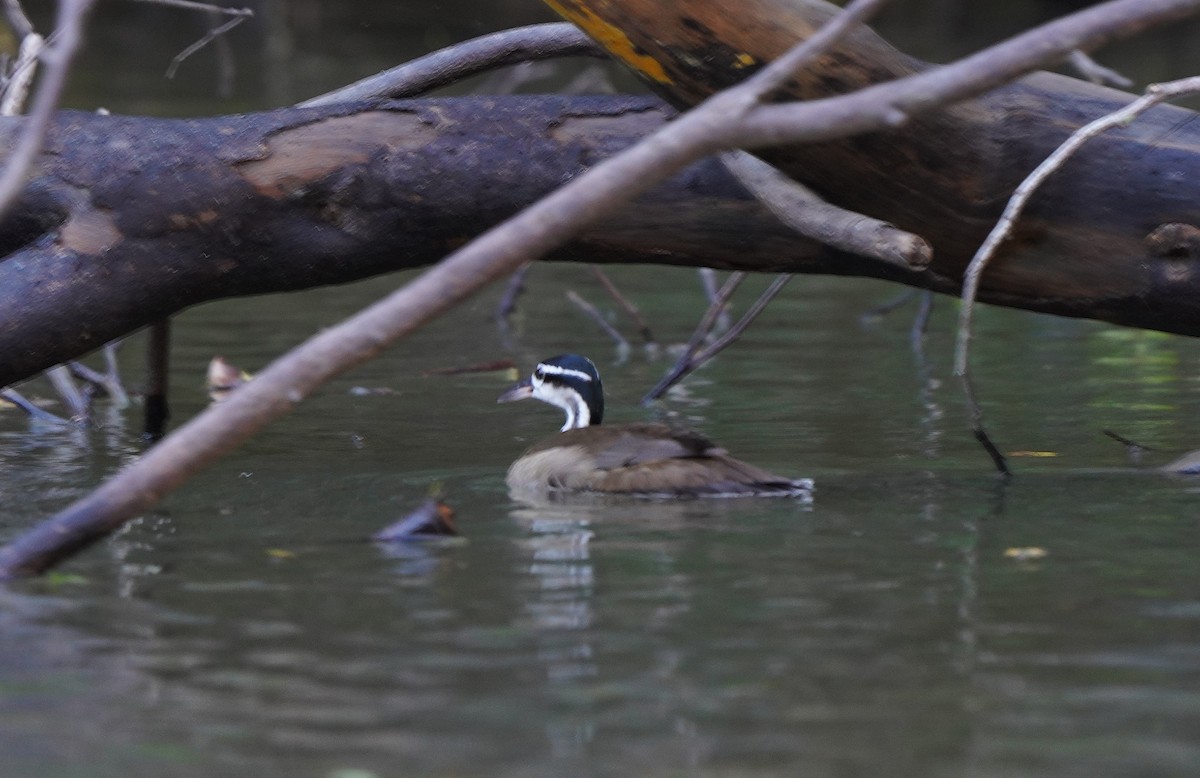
[1103,429,1153,467]
[910,290,934,350]
[642,274,793,403]
[45,365,87,421]
[1102,428,1154,451]
[860,289,920,323]
[0,388,67,425]
[301,23,601,107]
[2,0,33,40]
[960,373,1010,478]
[68,341,129,409]
[690,272,746,350]
[0,0,93,220]
[720,149,932,268]
[0,31,42,116]
[695,274,792,360]
[130,0,253,82]
[589,267,655,346]
[697,269,733,335]
[133,0,251,14]
[566,289,631,352]
[495,263,531,326]
[1068,49,1134,87]
[165,12,248,79]
[102,341,128,407]
[738,0,1200,146]
[144,318,171,439]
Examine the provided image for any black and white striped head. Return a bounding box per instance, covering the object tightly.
[498,354,604,431]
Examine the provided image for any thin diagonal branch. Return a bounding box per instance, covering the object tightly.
[1,389,67,424]
[566,289,631,353]
[133,0,251,14]
[739,0,1200,146]
[2,0,33,39]
[165,12,248,78]
[642,272,746,403]
[590,267,656,347]
[301,23,601,106]
[0,30,42,115]
[643,275,792,403]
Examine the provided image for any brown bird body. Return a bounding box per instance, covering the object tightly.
[499,355,812,499]
[507,422,810,497]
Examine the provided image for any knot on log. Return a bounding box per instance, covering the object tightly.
[1145,222,1200,260]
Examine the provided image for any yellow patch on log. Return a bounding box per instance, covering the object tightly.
[237,112,437,198]
[541,0,672,84]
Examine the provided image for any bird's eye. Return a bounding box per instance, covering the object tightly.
[534,367,545,381]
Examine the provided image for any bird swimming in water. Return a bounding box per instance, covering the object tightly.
[498,354,813,498]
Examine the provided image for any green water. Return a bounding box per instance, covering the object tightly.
[3,267,1200,777]
[3,2,1200,776]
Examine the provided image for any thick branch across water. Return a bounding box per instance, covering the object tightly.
[3,83,1200,388]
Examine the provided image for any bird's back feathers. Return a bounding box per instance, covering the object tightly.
[507,423,812,498]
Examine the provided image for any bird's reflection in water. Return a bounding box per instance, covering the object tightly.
[513,506,597,676]
[509,496,768,763]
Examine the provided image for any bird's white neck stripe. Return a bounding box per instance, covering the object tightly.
[539,364,594,382]
[560,393,590,431]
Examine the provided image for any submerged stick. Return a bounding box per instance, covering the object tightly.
[590,267,656,347]
[643,274,790,402]
[960,373,1010,477]
[566,289,631,352]
[0,388,67,425]
[144,319,171,440]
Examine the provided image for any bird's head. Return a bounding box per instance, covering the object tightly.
[498,353,604,431]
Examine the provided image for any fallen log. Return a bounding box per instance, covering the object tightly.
[0,96,856,388]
